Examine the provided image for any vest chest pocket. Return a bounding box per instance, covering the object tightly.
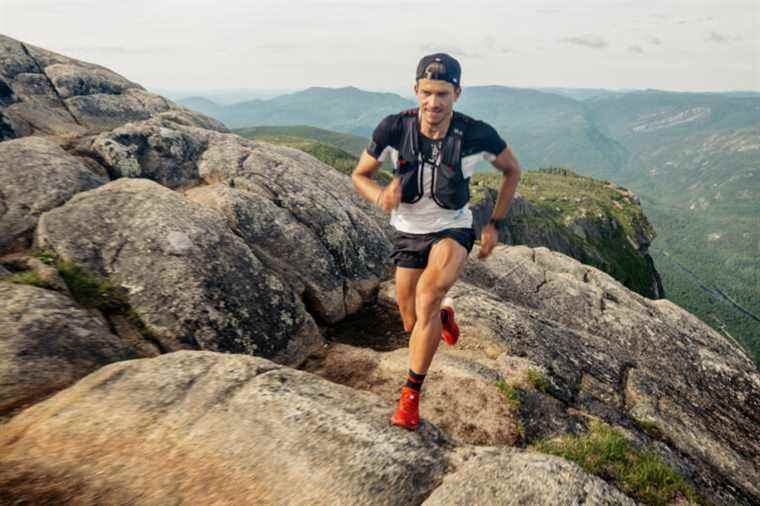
[397,159,424,204]
[432,163,469,210]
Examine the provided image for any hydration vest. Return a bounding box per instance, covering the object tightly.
[395,108,473,210]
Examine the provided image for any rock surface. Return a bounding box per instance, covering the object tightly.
[0,351,451,505]
[0,136,107,253]
[0,282,143,417]
[369,245,759,504]
[425,448,636,505]
[0,350,639,505]
[451,244,759,505]
[35,178,322,366]
[67,114,393,323]
[302,343,525,446]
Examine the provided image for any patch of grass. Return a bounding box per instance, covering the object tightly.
[533,420,700,505]
[5,271,52,289]
[29,249,57,266]
[56,259,129,313]
[496,380,522,410]
[526,368,551,393]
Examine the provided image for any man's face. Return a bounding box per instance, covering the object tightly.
[414,78,461,126]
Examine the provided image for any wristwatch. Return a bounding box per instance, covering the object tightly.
[488,217,506,227]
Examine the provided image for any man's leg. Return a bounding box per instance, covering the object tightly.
[395,267,424,332]
[409,238,468,374]
[390,236,469,430]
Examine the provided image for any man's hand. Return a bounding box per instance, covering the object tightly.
[478,222,498,259]
[378,176,402,213]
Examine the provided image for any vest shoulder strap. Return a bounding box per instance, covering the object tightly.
[397,109,471,163]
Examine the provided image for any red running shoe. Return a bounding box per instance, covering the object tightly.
[390,386,420,430]
[440,299,459,346]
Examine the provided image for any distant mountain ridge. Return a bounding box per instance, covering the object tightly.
[181,86,413,136]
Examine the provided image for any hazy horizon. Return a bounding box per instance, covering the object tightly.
[2,1,758,94]
[155,83,760,108]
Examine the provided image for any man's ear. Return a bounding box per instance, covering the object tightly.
[413,82,418,95]
[454,86,462,101]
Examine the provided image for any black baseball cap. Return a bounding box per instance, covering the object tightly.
[416,53,461,87]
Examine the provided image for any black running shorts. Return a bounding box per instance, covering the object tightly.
[390,227,477,269]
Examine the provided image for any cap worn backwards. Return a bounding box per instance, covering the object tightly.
[415,53,462,87]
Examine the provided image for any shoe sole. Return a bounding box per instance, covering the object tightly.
[390,417,419,431]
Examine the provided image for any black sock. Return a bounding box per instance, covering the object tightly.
[405,368,426,391]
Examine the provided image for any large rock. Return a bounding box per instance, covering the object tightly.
[187,182,350,322]
[448,244,759,505]
[0,351,450,505]
[0,282,143,417]
[70,114,393,321]
[194,139,394,316]
[35,178,322,366]
[425,448,636,505]
[0,136,107,253]
[0,34,226,139]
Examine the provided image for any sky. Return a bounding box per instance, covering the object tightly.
[1,0,758,96]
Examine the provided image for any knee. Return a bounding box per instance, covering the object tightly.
[415,281,447,316]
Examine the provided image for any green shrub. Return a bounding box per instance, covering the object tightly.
[533,420,700,505]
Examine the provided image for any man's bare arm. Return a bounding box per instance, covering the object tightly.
[489,146,522,221]
[351,151,401,212]
[351,151,384,204]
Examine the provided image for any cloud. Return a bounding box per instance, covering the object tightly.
[559,35,608,50]
[254,43,299,52]
[483,35,515,55]
[61,46,170,55]
[705,31,742,43]
[628,45,644,54]
[418,44,482,59]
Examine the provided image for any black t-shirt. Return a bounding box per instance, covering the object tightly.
[365,109,508,233]
[366,111,507,173]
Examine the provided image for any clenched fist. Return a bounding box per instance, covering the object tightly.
[478,222,498,259]
[377,176,402,213]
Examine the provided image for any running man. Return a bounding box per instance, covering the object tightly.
[351,53,522,430]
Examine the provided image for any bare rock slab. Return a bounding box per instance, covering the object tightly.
[35,178,322,366]
[0,136,107,253]
[0,351,450,505]
[424,449,635,505]
[0,282,142,417]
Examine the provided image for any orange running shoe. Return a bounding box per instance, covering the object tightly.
[390,386,420,430]
[440,300,459,346]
